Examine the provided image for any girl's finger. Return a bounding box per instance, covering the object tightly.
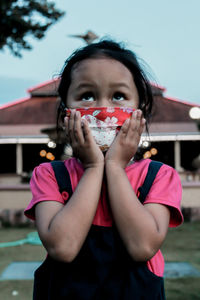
[128,110,142,135]
[138,118,146,136]
[135,110,142,131]
[68,109,76,141]
[81,119,94,143]
[136,109,142,118]
[125,110,138,138]
[120,118,130,135]
[74,111,85,144]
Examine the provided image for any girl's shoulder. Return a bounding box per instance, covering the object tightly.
[126,159,183,227]
[126,158,181,190]
[33,157,82,175]
[127,158,179,178]
[24,158,81,221]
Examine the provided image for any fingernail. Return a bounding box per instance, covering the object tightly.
[142,118,146,124]
[137,110,142,118]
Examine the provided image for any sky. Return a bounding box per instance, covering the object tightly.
[0,0,200,107]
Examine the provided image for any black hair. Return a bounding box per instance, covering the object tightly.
[57,39,154,133]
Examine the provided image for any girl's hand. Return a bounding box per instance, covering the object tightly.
[105,110,145,169]
[64,110,104,169]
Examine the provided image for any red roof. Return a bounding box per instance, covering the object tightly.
[27,78,60,96]
[0,97,31,110]
[0,96,58,125]
[151,96,197,123]
[0,78,199,136]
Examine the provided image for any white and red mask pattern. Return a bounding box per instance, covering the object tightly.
[66,107,135,151]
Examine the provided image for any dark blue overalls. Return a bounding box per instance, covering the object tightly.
[33,161,165,300]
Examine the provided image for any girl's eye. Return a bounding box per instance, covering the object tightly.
[113,92,125,101]
[81,92,95,102]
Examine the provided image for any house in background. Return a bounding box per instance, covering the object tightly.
[0,79,199,218]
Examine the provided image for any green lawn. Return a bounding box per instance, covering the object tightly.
[0,228,45,300]
[0,222,200,300]
[161,221,200,300]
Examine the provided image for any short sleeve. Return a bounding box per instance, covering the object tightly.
[144,164,183,227]
[24,162,69,220]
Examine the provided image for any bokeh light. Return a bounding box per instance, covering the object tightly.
[48,141,56,148]
[150,148,158,155]
[40,150,47,157]
[46,152,55,161]
[143,151,151,159]
[189,107,200,120]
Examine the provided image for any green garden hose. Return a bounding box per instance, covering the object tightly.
[0,232,42,247]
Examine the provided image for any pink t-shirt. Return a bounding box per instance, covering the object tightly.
[24,158,183,277]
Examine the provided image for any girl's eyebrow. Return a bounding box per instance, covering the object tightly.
[109,82,131,89]
[75,83,94,90]
[75,82,131,90]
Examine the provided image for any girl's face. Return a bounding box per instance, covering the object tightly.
[66,57,139,109]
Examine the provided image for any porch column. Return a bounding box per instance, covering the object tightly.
[174,140,182,171]
[16,143,23,175]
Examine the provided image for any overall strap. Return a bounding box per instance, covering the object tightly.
[51,161,73,198]
[138,160,163,204]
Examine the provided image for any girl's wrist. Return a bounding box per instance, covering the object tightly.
[105,160,126,170]
[83,161,105,170]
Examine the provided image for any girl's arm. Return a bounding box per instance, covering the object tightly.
[105,163,170,261]
[35,111,104,262]
[105,110,170,261]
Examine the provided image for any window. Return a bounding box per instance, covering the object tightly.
[0,144,16,173]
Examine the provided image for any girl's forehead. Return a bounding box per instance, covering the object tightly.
[70,57,134,82]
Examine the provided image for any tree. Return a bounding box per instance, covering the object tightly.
[0,0,65,57]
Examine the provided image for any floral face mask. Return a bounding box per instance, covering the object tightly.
[66,107,135,151]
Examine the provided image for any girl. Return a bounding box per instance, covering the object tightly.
[25,40,183,299]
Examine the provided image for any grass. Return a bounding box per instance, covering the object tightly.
[0,281,33,300]
[0,222,200,300]
[161,221,200,271]
[161,221,200,300]
[0,227,45,300]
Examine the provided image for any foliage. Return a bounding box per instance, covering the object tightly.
[0,0,65,57]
